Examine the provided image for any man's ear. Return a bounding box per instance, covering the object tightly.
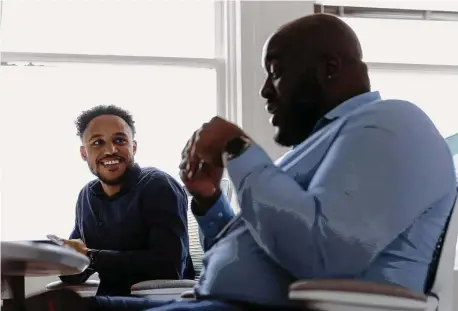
[324,54,341,80]
[80,146,88,161]
[133,140,138,155]
[317,53,341,84]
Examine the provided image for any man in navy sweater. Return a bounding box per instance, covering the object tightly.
[59,105,194,295]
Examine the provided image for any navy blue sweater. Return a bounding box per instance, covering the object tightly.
[60,164,194,295]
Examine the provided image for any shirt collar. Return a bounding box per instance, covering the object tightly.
[90,163,142,198]
[293,91,381,149]
[324,91,381,120]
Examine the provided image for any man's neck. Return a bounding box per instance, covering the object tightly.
[101,183,122,197]
[326,87,370,113]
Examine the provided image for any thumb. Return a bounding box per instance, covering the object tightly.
[62,239,77,246]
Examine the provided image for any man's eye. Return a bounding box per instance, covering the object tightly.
[269,63,281,80]
[93,140,103,146]
[114,138,126,144]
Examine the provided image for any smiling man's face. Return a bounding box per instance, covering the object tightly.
[80,114,137,185]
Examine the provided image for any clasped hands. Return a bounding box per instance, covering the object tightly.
[179,116,247,198]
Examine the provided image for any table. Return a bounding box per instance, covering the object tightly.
[1,241,89,311]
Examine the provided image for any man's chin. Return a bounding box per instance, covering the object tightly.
[98,175,124,186]
[96,169,127,185]
[274,126,311,148]
[274,128,294,147]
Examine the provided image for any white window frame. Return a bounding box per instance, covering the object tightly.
[0,1,239,124]
[314,4,458,73]
[0,0,245,213]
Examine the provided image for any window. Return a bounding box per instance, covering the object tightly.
[345,18,458,65]
[369,69,458,138]
[0,0,225,241]
[315,0,458,11]
[1,0,215,58]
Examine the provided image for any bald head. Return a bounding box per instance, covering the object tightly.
[277,13,364,61]
[260,13,370,147]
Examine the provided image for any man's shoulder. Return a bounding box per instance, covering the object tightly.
[137,166,185,192]
[135,167,188,208]
[139,166,178,182]
[75,179,98,207]
[346,97,436,132]
[353,97,421,117]
[79,179,98,196]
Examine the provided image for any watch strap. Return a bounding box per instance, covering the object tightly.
[222,136,252,166]
[86,249,100,269]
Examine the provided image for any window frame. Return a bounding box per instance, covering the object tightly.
[0,0,242,237]
[314,3,458,70]
[0,1,238,123]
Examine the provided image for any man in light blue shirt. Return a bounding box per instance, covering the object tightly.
[85,13,456,311]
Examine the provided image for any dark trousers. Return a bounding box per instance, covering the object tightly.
[84,296,305,311]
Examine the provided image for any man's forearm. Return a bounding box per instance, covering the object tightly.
[192,193,235,251]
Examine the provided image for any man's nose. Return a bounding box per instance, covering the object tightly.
[104,143,118,155]
[260,81,275,100]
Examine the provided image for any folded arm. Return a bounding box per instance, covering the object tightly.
[227,108,454,279]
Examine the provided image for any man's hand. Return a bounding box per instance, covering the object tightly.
[62,239,88,255]
[180,161,224,215]
[182,116,246,178]
[179,116,245,214]
[180,144,224,215]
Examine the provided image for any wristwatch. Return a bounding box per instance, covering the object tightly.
[86,249,100,269]
[222,136,252,166]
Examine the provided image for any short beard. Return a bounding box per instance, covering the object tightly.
[275,76,325,147]
[91,159,134,186]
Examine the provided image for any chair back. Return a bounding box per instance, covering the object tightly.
[187,178,233,278]
[427,193,458,311]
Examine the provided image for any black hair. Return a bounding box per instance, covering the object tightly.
[75,105,136,138]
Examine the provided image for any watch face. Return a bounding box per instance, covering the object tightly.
[226,137,249,154]
[224,136,252,163]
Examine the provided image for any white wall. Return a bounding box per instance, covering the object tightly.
[238,0,314,160]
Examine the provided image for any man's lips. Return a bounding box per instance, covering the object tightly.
[266,103,281,126]
[99,157,124,168]
[265,103,277,114]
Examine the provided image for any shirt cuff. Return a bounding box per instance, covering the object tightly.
[226,143,273,190]
[193,194,235,240]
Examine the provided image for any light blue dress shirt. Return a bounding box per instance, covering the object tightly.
[193,91,457,307]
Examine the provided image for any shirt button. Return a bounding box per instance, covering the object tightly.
[98,221,103,227]
[218,213,223,217]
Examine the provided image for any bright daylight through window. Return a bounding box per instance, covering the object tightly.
[0,0,219,240]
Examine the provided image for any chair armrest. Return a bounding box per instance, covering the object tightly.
[289,279,427,311]
[46,280,100,291]
[180,290,195,299]
[131,279,196,291]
